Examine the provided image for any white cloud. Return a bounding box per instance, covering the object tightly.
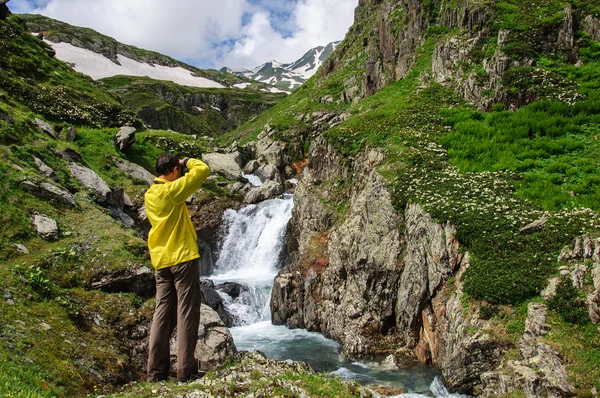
[10,0,358,69]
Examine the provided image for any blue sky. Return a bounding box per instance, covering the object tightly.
[7,0,357,69]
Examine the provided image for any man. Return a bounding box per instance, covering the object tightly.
[145,153,210,382]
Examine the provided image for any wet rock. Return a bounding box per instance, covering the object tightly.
[243,160,260,174]
[115,126,136,152]
[229,181,251,196]
[198,240,213,276]
[200,283,234,327]
[243,181,284,204]
[216,282,245,299]
[90,266,155,298]
[21,180,77,207]
[34,118,55,138]
[112,156,155,186]
[202,152,242,180]
[256,164,284,185]
[519,217,548,235]
[34,214,59,241]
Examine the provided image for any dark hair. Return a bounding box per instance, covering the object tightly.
[155,153,179,176]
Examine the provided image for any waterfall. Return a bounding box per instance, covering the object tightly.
[211,194,293,326]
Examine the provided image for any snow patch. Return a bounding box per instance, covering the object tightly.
[47,41,224,88]
[233,82,251,89]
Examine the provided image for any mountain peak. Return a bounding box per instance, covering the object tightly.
[228,41,339,93]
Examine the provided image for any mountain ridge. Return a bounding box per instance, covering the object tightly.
[222,41,341,92]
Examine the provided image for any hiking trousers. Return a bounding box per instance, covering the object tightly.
[147,258,201,382]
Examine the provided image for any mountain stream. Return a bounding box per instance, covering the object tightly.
[208,177,468,397]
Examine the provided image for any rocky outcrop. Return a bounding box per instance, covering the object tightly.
[34,118,56,138]
[480,303,574,397]
[583,15,600,41]
[114,126,136,152]
[34,214,59,241]
[0,0,10,20]
[21,180,77,207]
[68,163,123,207]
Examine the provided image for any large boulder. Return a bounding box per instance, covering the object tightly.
[68,164,122,207]
[34,214,59,241]
[115,126,136,152]
[256,164,284,185]
[170,304,237,371]
[243,180,284,204]
[21,180,77,207]
[112,156,155,186]
[202,152,241,180]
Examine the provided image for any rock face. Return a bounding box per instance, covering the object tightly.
[34,214,59,241]
[115,126,136,152]
[170,304,237,371]
[270,135,504,393]
[202,152,241,180]
[0,0,10,20]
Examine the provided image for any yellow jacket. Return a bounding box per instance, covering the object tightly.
[145,158,210,270]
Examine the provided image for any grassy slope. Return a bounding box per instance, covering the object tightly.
[98,75,285,136]
[223,0,600,393]
[0,14,361,397]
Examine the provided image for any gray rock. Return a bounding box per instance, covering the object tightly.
[21,180,77,207]
[519,217,548,235]
[583,15,600,41]
[115,126,136,152]
[123,192,134,208]
[34,214,59,241]
[541,277,560,300]
[34,118,55,138]
[557,7,574,49]
[229,181,250,195]
[202,152,241,180]
[170,304,237,371]
[243,160,260,174]
[33,157,54,177]
[68,163,118,206]
[245,141,257,158]
[109,207,135,228]
[90,266,155,298]
[112,156,155,186]
[243,181,284,204]
[588,290,600,325]
[256,164,284,185]
[12,243,29,255]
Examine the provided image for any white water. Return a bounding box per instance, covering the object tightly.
[210,185,469,397]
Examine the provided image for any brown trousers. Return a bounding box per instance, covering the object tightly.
[147,258,201,382]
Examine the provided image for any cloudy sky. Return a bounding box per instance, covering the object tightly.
[8,0,358,70]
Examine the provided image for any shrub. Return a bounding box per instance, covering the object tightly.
[548,276,590,325]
